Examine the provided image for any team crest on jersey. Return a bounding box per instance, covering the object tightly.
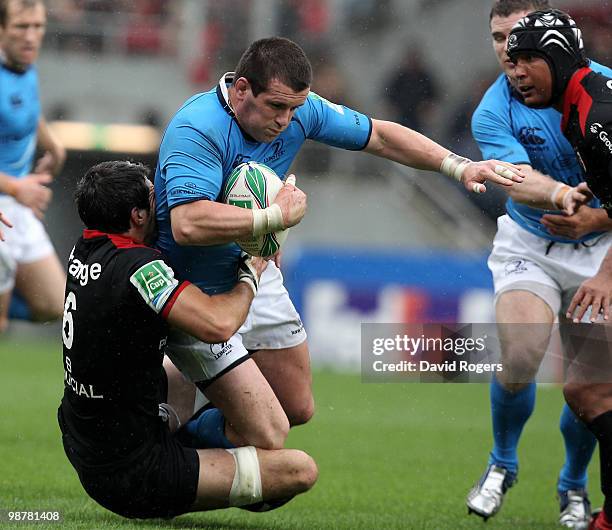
[130,260,178,313]
[264,140,285,164]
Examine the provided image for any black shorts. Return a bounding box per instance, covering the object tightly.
[61,429,200,519]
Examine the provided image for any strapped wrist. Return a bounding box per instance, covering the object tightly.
[440,153,471,183]
[550,183,571,209]
[252,204,284,236]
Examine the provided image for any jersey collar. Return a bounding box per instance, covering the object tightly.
[83,229,148,249]
[216,72,236,118]
[216,71,258,143]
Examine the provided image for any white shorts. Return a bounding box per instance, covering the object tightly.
[166,261,307,386]
[488,215,612,315]
[0,196,54,293]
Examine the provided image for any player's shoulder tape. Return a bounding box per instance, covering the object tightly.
[129,259,178,313]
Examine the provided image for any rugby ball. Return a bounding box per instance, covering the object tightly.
[223,162,289,257]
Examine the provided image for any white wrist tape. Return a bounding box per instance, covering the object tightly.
[550,183,571,209]
[252,204,284,236]
[440,153,472,183]
[226,446,263,507]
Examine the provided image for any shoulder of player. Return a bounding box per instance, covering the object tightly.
[169,90,230,139]
[472,75,512,119]
[581,69,612,103]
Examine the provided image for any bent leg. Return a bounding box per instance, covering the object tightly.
[191,447,317,511]
[163,356,197,430]
[16,253,65,321]
[203,358,289,449]
[252,339,314,426]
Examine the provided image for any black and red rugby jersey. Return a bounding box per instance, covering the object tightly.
[561,66,612,215]
[58,230,189,469]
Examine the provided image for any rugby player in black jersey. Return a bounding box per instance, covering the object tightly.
[58,160,317,519]
[507,10,612,529]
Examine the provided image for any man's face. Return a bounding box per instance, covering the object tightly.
[232,78,309,143]
[0,0,46,70]
[490,10,532,78]
[512,54,553,107]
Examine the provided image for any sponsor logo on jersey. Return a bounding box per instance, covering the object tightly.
[518,126,546,146]
[589,122,612,155]
[504,259,528,275]
[551,154,579,171]
[607,80,612,91]
[263,140,285,163]
[130,260,178,313]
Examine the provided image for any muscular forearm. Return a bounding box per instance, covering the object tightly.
[505,165,566,209]
[171,200,254,245]
[364,119,449,171]
[168,282,253,343]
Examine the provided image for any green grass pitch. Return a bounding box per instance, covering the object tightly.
[0,335,601,529]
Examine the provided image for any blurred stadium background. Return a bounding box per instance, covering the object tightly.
[1,0,610,527]
[35,0,611,367]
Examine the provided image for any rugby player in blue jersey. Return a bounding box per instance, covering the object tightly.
[465,2,612,527]
[155,37,523,453]
[0,0,66,332]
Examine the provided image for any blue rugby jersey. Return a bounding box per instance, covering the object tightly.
[471,60,612,243]
[0,63,40,178]
[155,73,372,293]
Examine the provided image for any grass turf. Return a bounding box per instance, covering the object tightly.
[0,334,601,529]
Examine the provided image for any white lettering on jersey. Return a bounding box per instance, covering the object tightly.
[68,248,102,286]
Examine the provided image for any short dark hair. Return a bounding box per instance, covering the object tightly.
[75,161,150,233]
[234,37,313,96]
[0,0,45,27]
[489,0,550,22]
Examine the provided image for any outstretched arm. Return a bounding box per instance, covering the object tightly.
[363,119,523,193]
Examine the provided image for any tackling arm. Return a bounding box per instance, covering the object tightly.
[166,282,254,343]
[166,255,266,342]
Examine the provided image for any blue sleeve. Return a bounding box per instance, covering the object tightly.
[159,121,224,209]
[471,98,530,165]
[297,92,372,150]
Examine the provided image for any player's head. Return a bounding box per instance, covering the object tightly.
[0,0,46,71]
[506,9,587,107]
[75,161,155,241]
[489,0,550,77]
[231,37,312,143]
